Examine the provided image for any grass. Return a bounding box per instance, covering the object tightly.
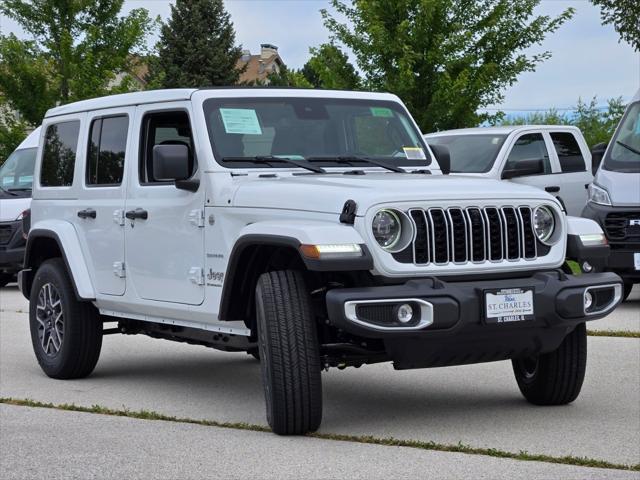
[587,330,640,338]
[1,397,638,472]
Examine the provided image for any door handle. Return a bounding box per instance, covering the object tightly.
[545,186,560,193]
[125,208,148,220]
[77,208,96,219]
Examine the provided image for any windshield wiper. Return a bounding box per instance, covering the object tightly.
[306,155,407,173]
[0,185,18,196]
[616,140,640,156]
[221,155,326,174]
[8,187,31,191]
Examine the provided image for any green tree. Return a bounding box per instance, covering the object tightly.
[0,100,28,164]
[499,97,626,148]
[0,0,154,124]
[591,0,639,51]
[321,0,574,132]
[152,0,243,88]
[263,65,313,88]
[302,44,361,90]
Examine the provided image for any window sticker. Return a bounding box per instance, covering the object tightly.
[403,147,427,160]
[2,177,12,186]
[370,107,394,118]
[220,108,262,135]
[19,175,33,183]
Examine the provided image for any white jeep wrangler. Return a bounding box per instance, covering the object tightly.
[20,88,622,435]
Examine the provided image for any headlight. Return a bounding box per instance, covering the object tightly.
[588,184,611,206]
[372,209,402,250]
[533,206,556,245]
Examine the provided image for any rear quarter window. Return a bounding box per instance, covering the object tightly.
[550,132,586,173]
[40,121,80,187]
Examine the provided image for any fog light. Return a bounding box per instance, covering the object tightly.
[395,303,414,323]
[582,261,593,273]
[584,291,593,310]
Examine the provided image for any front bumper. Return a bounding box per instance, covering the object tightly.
[0,220,25,273]
[326,271,622,369]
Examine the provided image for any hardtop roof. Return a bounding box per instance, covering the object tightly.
[424,124,582,137]
[45,88,401,118]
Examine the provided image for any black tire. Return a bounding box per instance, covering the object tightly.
[247,348,260,361]
[622,282,634,302]
[0,273,13,288]
[255,270,322,435]
[513,323,587,405]
[29,258,102,379]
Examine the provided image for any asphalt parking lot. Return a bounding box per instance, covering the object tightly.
[1,284,639,479]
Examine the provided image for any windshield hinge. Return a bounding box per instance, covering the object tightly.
[189,209,205,228]
[188,267,205,286]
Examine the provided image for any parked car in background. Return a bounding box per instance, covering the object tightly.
[0,127,40,287]
[583,89,640,301]
[424,126,593,216]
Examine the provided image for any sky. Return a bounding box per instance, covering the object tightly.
[1,0,638,112]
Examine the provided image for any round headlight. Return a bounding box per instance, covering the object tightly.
[372,209,402,250]
[533,206,555,244]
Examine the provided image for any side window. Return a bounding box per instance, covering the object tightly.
[41,121,80,187]
[87,115,129,186]
[550,132,586,173]
[140,111,195,184]
[505,133,551,174]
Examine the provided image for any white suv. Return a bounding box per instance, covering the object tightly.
[20,89,622,435]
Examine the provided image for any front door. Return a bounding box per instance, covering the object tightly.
[124,104,205,305]
[75,109,132,296]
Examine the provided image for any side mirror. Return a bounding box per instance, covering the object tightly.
[153,144,191,182]
[429,144,451,175]
[502,158,544,179]
[590,142,607,175]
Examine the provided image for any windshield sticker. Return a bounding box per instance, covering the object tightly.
[220,108,262,135]
[370,107,394,118]
[19,175,33,183]
[403,147,427,160]
[2,177,12,185]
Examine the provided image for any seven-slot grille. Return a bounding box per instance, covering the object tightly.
[404,206,538,265]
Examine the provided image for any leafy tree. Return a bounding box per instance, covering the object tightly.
[302,44,361,90]
[264,66,313,88]
[591,0,639,51]
[152,0,243,87]
[321,0,574,132]
[0,100,28,164]
[499,97,626,147]
[0,0,154,124]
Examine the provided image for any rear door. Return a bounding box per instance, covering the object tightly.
[546,130,592,216]
[74,109,133,296]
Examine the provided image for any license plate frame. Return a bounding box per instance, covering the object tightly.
[484,287,535,324]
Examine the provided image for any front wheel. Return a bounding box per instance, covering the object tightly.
[513,323,587,405]
[29,258,103,379]
[255,270,322,435]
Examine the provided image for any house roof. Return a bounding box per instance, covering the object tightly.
[237,53,284,84]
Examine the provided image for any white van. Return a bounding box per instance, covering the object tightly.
[0,127,40,287]
[424,125,593,216]
[583,90,640,300]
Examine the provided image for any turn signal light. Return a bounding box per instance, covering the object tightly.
[299,244,363,259]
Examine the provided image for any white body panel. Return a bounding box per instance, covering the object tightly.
[425,125,593,216]
[28,89,570,335]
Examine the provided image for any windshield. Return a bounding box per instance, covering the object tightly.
[0,147,37,191]
[203,97,430,168]
[603,101,640,173]
[426,134,507,173]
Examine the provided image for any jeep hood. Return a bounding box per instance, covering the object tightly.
[231,173,555,215]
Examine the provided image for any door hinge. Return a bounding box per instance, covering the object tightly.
[113,261,126,278]
[113,209,125,226]
[189,209,205,228]
[188,267,205,286]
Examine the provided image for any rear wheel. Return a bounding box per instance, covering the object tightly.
[29,258,102,379]
[513,323,587,405]
[255,270,322,435]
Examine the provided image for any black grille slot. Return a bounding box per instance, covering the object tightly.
[503,207,520,259]
[429,209,449,264]
[485,208,503,261]
[467,208,486,261]
[410,210,429,264]
[449,208,467,262]
[355,304,396,325]
[0,225,14,245]
[604,212,640,242]
[519,207,536,258]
